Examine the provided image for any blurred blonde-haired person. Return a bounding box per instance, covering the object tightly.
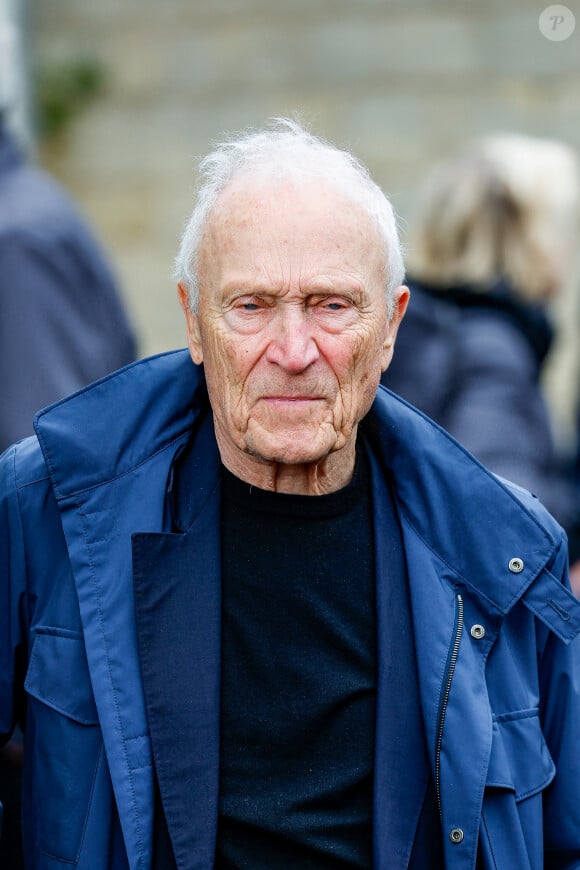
[382,133,580,560]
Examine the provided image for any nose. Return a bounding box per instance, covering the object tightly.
[265,306,320,372]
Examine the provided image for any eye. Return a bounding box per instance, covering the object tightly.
[232,295,266,312]
[311,294,359,331]
[318,296,350,312]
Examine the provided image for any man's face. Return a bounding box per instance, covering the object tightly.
[179,176,408,485]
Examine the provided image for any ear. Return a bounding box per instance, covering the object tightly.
[178,282,203,365]
[381,285,410,372]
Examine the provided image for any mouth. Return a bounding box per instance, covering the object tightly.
[260,396,323,403]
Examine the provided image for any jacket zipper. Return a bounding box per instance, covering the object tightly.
[435,592,464,819]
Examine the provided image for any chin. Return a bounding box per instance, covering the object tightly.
[245,430,335,466]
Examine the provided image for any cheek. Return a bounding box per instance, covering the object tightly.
[202,332,263,413]
[318,335,375,416]
[346,329,385,403]
[202,327,242,379]
[341,327,384,379]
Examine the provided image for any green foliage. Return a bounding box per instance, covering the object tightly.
[36,57,106,138]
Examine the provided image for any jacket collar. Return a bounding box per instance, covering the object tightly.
[34,351,203,500]
[35,348,564,617]
[362,387,561,618]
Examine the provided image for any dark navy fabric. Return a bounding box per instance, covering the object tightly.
[133,411,221,870]
[381,280,576,532]
[0,120,136,451]
[366,441,442,870]
[152,774,177,870]
[1,351,580,869]
[216,454,377,868]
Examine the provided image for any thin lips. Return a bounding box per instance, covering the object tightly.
[262,395,322,401]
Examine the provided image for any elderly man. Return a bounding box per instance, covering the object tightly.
[1,120,580,869]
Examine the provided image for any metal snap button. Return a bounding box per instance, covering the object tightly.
[449,827,464,844]
[470,624,486,640]
[508,557,524,574]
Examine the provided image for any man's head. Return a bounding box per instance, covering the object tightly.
[176,119,408,493]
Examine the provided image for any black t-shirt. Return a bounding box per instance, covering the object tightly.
[215,450,379,869]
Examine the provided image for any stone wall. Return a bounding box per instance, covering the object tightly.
[33,0,580,436]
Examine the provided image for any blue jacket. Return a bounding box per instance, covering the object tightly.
[2,350,580,869]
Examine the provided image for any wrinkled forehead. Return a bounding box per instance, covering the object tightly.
[198,173,386,280]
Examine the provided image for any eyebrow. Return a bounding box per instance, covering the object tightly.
[221,279,368,304]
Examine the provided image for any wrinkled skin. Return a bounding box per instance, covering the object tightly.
[179,176,409,494]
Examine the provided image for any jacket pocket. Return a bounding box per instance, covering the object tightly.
[24,627,102,864]
[478,709,555,869]
[486,709,555,800]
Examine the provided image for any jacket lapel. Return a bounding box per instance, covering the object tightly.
[132,417,222,870]
[369,448,431,868]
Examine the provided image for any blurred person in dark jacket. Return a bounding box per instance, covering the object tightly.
[382,134,580,536]
[0,115,137,451]
[0,33,137,865]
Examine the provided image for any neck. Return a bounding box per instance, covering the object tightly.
[216,436,358,496]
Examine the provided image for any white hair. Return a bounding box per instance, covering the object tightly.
[174,118,405,318]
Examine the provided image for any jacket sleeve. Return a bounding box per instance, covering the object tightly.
[538,534,580,865]
[0,445,28,742]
